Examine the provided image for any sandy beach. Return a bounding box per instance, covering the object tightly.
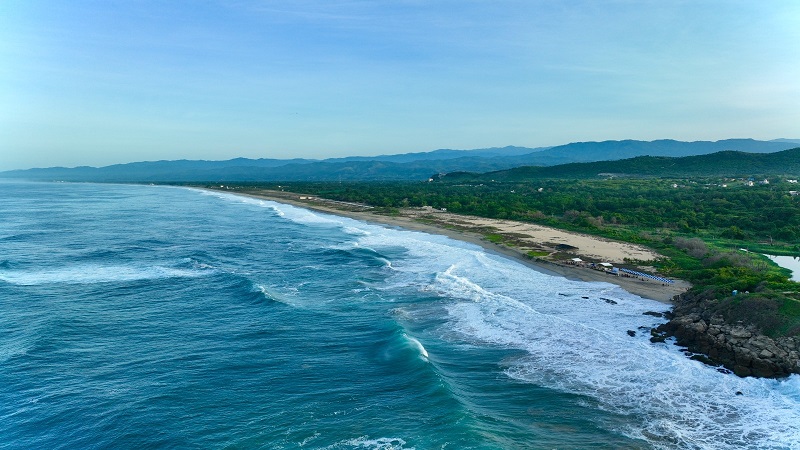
[210,187,690,303]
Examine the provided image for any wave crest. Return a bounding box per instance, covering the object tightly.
[0,262,215,286]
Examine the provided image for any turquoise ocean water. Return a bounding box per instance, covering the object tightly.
[1,181,799,449]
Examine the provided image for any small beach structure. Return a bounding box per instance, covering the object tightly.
[567,257,586,267]
[619,268,674,284]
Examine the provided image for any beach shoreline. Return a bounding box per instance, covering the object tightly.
[203,186,690,303]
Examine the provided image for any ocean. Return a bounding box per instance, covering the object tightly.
[1,181,798,449]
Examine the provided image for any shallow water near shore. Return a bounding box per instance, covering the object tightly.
[1,181,799,449]
[764,254,800,282]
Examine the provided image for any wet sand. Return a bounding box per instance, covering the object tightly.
[207,187,690,303]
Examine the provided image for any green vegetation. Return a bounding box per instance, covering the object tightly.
[443,147,800,181]
[245,178,800,243]
[484,234,506,244]
[216,174,800,337]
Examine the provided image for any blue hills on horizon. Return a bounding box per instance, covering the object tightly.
[2,138,799,182]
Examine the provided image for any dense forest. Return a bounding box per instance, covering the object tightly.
[244,178,800,243]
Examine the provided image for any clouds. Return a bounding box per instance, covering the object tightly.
[1,1,799,170]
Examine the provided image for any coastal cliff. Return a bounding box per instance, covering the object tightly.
[656,290,800,378]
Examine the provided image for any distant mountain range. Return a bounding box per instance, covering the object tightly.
[438,147,800,182]
[2,139,798,182]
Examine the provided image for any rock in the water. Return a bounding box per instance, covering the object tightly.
[649,328,668,343]
[690,354,714,365]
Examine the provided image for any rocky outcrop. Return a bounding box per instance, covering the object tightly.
[656,291,800,378]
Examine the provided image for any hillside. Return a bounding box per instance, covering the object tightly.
[535,138,794,165]
[439,147,800,181]
[2,139,796,182]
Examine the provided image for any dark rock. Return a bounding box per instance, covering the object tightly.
[627,330,636,337]
[735,351,754,368]
[710,316,725,326]
[751,359,777,378]
[643,311,665,318]
[733,365,752,377]
[690,354,714,365]
[601,297,617,305]
[649,328,668,343]
[716,347,736,365]
[656,290,800,379]
[730,327,752,339]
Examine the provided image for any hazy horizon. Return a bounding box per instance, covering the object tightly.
[2,1,799,171]
[5,137,800,172]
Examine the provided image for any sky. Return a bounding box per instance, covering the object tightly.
[1,1,799,170]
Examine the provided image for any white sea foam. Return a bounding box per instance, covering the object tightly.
[274,206,372,236]
[204,192,800,449]
[432,257,800,449]
[345,224,800,449]
[254,283,301,308]
[0,336,32,363]
[324,436,413,450]
[0,263,213,286]
[298,431,321,447]
[403,333,429,359]
[198,189,373,236]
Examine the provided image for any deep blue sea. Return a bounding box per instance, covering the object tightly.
[1,181,799,449]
